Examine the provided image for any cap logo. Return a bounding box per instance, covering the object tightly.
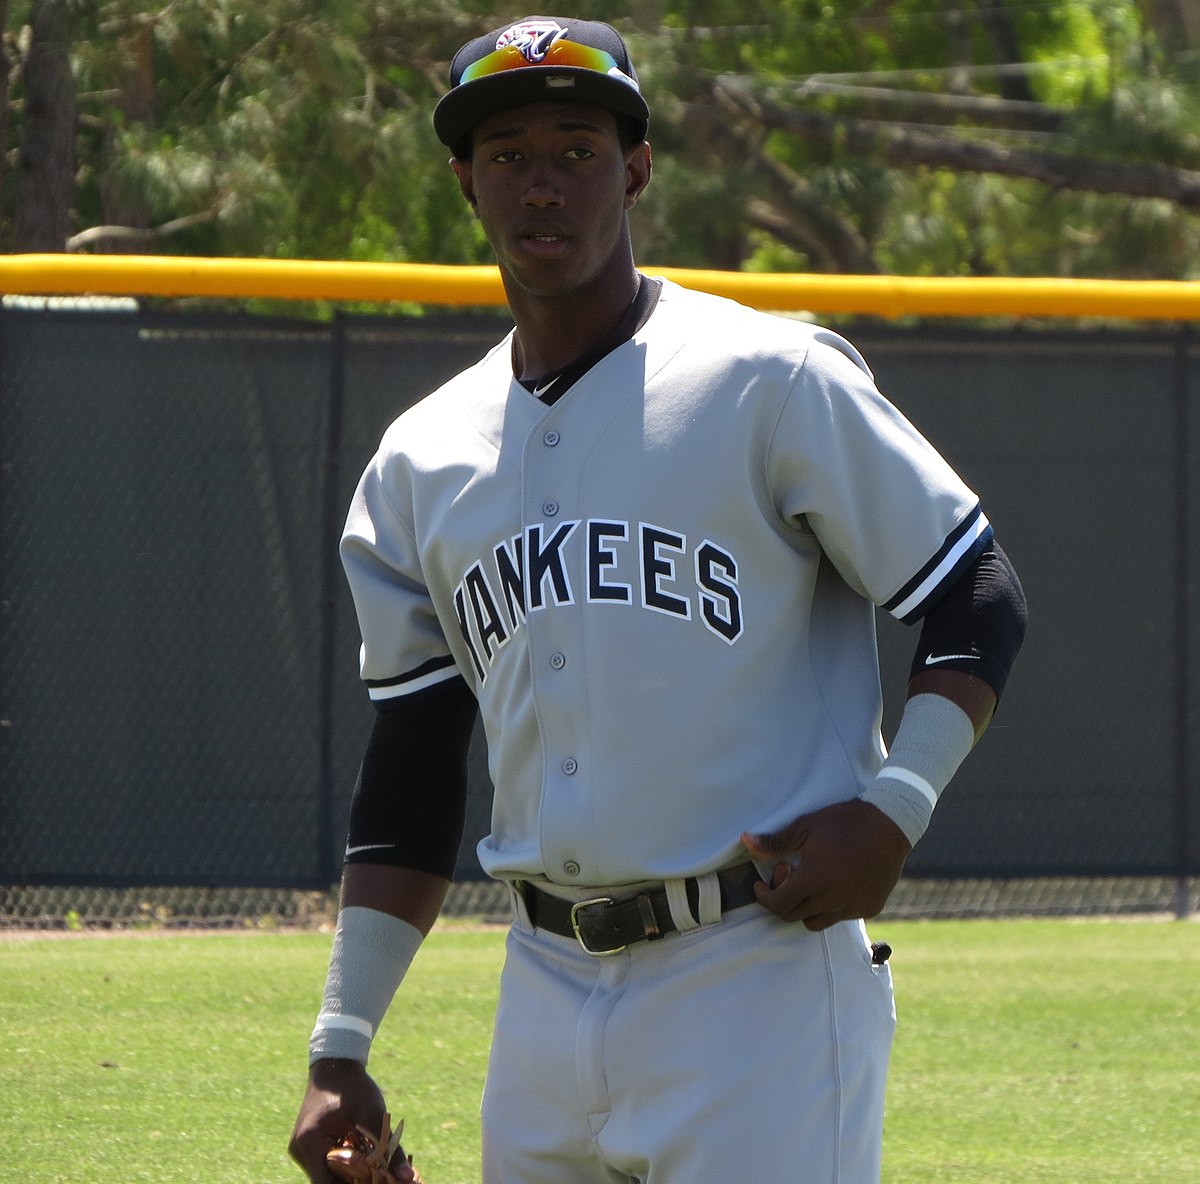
[495,19,568,64]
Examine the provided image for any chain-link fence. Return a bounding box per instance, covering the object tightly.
[2,877,1194,932]
[2,304,1197,926]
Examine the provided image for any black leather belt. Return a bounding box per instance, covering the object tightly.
[516,862,763,956]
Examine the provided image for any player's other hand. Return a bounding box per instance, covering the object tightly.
[741,798,912,931]
[289,1058,419,1183]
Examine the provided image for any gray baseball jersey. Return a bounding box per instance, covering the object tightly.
[341,278,988,887]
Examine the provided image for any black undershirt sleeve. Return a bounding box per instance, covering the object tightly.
[909,539,1028,700]
[343,675,479,879]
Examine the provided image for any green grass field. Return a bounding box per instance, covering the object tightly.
[2,918,1196,1183]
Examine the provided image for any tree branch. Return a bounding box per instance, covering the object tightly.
[683,94,878,272]
[767,78,1068,132]
[739,149,879,273]
[65,210,218,252]
[713,76,1200,210]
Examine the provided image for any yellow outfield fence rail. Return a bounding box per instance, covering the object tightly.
[2,253,1200,320]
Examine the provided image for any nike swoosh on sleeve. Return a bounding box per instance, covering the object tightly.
[923,653,979,666]
[344,843,398,857]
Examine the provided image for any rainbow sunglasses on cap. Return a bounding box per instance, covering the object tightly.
[461,39,625,84]
[433,17,650,156]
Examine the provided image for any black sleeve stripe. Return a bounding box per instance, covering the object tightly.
[371,671,471,715]
[883,504,993,625]
[365,654,459,700]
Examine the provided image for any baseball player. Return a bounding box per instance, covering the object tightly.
[289,15,1027,1184]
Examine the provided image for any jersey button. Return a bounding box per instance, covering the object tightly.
[562,860,581,877]
[562,758,578,775]
[542,499,559,517]
[550,652,566,670]
[543,430,560,447]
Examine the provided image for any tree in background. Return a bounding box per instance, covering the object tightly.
[2,0,1199,278]
[640,0,1200,277]
[8,0,74,250]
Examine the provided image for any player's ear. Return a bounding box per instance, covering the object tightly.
[624,140,652,210]
[450,158,478,214]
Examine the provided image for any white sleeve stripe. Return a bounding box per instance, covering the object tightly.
[875,766,939,808]
[368,663,460,700]
[887,512,991,622]
[313,1013,374,1039]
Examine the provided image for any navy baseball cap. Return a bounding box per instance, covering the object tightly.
[434,16,650,157]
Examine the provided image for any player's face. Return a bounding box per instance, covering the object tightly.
[452,103,651,301]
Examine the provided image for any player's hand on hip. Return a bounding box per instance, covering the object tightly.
[289,1058,417,1182]
[741,798,912,931]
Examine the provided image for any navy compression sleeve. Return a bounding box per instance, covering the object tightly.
[909,540,1027,699]
[343,676,478,879]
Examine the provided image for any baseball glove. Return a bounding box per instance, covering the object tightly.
[326,1113,423,1184]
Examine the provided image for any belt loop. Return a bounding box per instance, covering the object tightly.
[664,878,700,931]
[510,881,534,929]
[635,892,663,940]
[695,871,722,926]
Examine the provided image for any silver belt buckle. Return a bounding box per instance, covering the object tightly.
[570,897,624,956]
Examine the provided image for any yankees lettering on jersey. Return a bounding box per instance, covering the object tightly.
[454,518,743,682]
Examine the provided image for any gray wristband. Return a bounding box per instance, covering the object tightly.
[861,693,975,847]
[309,906,423,1065]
